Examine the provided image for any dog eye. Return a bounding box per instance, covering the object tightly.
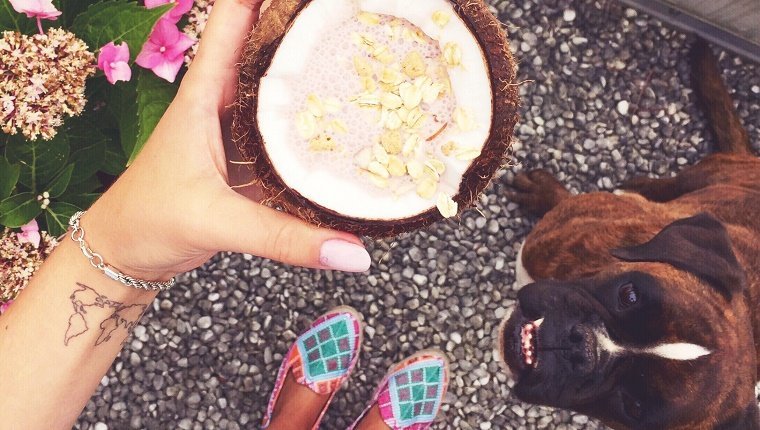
[618,283,638,309]
[621,392,644,421]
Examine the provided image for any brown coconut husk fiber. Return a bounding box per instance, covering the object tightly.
[233,0,520,238]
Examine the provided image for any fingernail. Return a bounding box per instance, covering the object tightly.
[319,239,371,272]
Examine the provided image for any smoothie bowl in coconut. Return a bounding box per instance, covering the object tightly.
[233,0,519,237]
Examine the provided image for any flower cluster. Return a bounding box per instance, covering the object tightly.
[183,0,215,66]
[136,19,195,83]
[95,0,198,85]
[134,0,195,83]
[0,28,95,140]
[0,221,59,314]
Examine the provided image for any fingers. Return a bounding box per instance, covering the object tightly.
[181,0,264,109]
[204,190,372,272]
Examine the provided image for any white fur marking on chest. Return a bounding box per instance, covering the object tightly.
[515,241,535,289]
[596,330,711,361]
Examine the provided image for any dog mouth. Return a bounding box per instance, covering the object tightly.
[499,305,546,376]
[520,317,544,367]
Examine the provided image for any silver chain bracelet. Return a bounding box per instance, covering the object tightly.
[68,211,175,292]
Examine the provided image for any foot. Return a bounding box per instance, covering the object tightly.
[354,406,392,430]
[267,372,331,430]
[262,307,363,430]
[507,169,570,217]
[349,350,450,430]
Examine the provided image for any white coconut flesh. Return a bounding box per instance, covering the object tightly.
[257,0,493,220]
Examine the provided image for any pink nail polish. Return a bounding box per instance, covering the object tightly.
[319,239,371,272]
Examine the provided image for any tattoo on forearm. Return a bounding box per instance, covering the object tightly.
[64,283,148,347]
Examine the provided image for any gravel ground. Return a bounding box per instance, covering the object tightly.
[76,0,760,429]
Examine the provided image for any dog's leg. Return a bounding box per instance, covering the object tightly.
[690,38,753,156]
[507,170,571,217]
[617,175,685,202]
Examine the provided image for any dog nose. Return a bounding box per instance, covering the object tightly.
[567,323,596,374]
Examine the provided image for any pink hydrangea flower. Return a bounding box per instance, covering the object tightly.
[145,0,193,24]
[136,20,195,83]
[8,0,61,20]
[17,219,41,248]
[9,0,61,33]
[98,42,132,84]
[0,300,12,314]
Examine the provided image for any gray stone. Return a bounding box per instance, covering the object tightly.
[197,316,212,329]
[617,100,630,116]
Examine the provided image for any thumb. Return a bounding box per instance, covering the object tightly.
[204,189,372,272]
[181,0,264,109]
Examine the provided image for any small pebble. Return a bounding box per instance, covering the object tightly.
[450,332,463,344]
[617,100,630,115]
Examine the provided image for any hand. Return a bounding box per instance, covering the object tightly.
[83,0,371,281]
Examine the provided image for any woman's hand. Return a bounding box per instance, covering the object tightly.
[84,0,371,281]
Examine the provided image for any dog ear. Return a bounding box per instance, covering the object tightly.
[611,213,746,296]
[715,402,760,430]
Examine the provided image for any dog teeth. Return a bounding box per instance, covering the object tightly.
[520,321,540,368]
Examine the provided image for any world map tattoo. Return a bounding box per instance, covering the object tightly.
[64,282,148,346]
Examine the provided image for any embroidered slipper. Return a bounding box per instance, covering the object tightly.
[349,349,450,430]
[262,306,363,429]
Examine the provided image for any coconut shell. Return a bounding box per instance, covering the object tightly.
[233,0,520,238]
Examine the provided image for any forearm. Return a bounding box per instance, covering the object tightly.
[0,239,157,429]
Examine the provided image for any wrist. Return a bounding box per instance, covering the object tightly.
[78,202,178,283]
[54,239,160,303]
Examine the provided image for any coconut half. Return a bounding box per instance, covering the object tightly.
[233,0,519,237]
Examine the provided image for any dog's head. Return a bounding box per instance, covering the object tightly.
[500,214,759,429]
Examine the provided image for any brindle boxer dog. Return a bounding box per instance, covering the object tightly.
[499,40,760,429]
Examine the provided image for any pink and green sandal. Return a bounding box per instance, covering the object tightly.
[349,350,450,430]
[261,306,363,429]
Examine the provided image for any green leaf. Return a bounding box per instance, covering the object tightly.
[55,0,100,27]
[1,0,36,34]
[60,192,100,209]
[44,202,80,236]
[69,140,106,185]
[85,76,116,111]
[45,164,74,198]
[5,133,70,192]
[70,0,171,57]
[0,157,20,199]
[0,192,40,228]
[66,119,108,185]
[65,174,102,195]
[107,77,138,159]
[130,70,177,164]
[103,135,127,175]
